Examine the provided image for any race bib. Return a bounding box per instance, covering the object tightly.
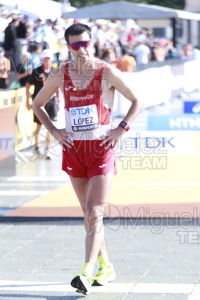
[69,104,99,132]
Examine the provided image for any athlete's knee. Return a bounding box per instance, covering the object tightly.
[86,203,104,219]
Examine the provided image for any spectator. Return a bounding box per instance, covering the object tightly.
[182,43,195,61]
[3,17,19,69]
[92,23,106,57]
[153,42,166,62]
[115,46,136,72]
[16,15,28,39]
[101,46,116,64]
[29,43,43,69]
[16,14,29,67]
[43,19,56,55]
[16,52,32,87]
[165,41,180,60]
[33,18,46,49]
[26,49,59,159]
[132,40,151,65]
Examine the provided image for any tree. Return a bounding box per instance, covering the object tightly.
[53,0,185,10]
[143,0,185,10]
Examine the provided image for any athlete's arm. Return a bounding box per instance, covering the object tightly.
[107,63,140,124]
[100,64,141,149]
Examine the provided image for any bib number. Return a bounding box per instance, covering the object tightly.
[69,104,99,132]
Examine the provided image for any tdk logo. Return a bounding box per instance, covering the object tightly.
[169,117,200,129]
[71,106,94,116]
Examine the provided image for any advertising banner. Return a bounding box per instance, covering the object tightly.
[118,131,195,156]
[0,90,16,176]
[184,101,200,114]
[148,114,200,131]
[0,90,15,161]
[15,87,36,151]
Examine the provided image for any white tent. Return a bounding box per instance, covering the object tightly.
[63,1,200,21]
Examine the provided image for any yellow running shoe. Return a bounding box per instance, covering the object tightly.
[92,263,116,286]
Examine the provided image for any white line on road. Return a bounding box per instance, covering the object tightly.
[0,281,198,294]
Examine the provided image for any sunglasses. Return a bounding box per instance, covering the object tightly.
[69,40,90,51]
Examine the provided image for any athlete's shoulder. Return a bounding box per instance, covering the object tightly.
[101,61,122,82]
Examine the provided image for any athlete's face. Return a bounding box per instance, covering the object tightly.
[68,31,93,62]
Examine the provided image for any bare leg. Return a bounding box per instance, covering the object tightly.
[34,123,42,148]
[70,175,112,261]
[85,172,113,264]
[41,130,52,158]
[45,130,51,150]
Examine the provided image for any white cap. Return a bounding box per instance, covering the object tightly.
[41,49,54,60]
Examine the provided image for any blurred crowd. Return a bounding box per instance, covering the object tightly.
[1,2,200,90]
